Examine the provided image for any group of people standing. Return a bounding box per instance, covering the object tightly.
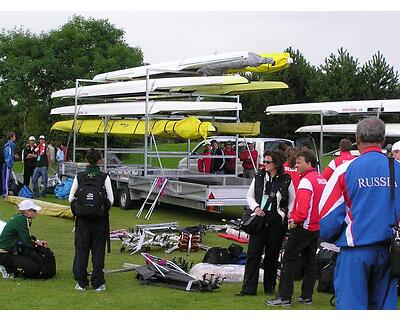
[239,117,400,310]
[198,139,258,176]
[1,132,68,198]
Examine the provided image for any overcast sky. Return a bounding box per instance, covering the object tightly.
[1,9,400,72]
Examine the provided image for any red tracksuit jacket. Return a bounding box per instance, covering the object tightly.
[290,167,327,231]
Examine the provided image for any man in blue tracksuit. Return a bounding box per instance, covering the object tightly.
[2,132,17,197]
[319,117,399,310]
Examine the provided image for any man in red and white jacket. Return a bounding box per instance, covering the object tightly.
[266,149,327,307]
[322,138,354,181]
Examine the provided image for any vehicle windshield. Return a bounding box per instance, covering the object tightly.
[264,140,292,151]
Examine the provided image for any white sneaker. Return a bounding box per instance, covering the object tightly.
[75,283,87,291]
[0,265,13,279]
[95,284,106,292]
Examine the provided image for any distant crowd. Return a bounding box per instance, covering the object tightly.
[0,132,68,198]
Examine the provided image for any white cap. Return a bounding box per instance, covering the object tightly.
[18,199,41,211]
[392,141,400,152]
[246,140,254,144]
[39,135,45,140]
[28,136,35,141]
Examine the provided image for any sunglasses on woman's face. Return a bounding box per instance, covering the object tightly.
[263,160,274,164]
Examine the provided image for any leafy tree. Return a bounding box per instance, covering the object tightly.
[359,51,400,100]
[0,16,143,149]
[316,47,362,101]
[240,48,320,140]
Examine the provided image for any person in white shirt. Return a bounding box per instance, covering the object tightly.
[68,149,113,292]
[55,145,65,176]
[392,141,400,162]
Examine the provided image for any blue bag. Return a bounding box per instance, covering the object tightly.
[18,185,34,199]
[54,178,74,199]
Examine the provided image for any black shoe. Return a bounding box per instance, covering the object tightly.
[264,289,275,296]
[295,296,313,305]
[265,296,291,307]
[235,292,256,296]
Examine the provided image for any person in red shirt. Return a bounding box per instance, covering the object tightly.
[197,143,212,173]
[266,149,327,307]
[240,141,258,178]
[322,138,354,181]
[283,147,300,191]
[223,141,236,174]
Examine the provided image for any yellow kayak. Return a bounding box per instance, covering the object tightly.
[51,117,260,139]
[51,116,214,140]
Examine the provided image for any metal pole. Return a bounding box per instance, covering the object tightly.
[73,79,79,163]
[187,138,191,170]
[235,95,240,176]
[320,112,324,169]
[144,69,150,177]
[104,116,108,172]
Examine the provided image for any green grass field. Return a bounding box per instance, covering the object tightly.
[0,196,337,310]
[2,149,397,310]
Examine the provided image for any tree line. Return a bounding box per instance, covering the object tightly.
[1,16,399,153]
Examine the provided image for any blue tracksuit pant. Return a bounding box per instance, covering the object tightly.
[334,245,398,310]
[1,164,11,197]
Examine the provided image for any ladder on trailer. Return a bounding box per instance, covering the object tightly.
[136,177,168,220]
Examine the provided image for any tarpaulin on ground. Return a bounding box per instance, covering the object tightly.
[5,196,73,219]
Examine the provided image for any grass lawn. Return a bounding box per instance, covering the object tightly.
[3,147,395,310]
[0,196,339,310]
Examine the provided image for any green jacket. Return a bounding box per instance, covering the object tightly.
[85,165,101,177]
[0,214,35,253]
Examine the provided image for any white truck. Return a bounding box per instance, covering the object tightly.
[178,136,318,175]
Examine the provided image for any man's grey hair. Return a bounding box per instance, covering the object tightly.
[356,117,385,143]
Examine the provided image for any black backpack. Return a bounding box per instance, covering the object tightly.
[34,246,57,279]
[71,172,109,219]
[317,252,338,294]
[23,245,56,279]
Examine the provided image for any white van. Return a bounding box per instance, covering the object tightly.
[177,136,318,175]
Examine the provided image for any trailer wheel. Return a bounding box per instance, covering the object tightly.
[111,183,120,207]
[119,188,133,210]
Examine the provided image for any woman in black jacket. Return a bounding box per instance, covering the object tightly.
[237,150,295,296]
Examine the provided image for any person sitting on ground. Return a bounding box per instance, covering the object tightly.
[322,138,355,181]
[0,199,48,279]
